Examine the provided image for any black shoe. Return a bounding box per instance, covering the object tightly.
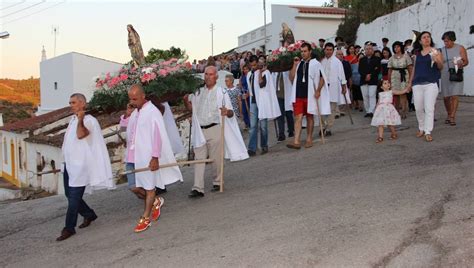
[211,185,220,192]
[188,190,204,198]
[155,187,167,195]
[261,147,268,155]
[368,113,374,118]
[319,129,326,137]
[277,136,285,142]
[288,132,294,138]
[359,109,364,112]
[325,130,332,136]
[56,229,76,241]
[79,215,97,229]
[335,115,340,119]
[340,113,345,117]
[248,150,256,156]
[364,113,370,118]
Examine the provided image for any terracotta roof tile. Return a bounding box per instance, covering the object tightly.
[291,6,347,15]
[0,107,72,133]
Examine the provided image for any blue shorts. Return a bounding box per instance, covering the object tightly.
[126,163,136,189]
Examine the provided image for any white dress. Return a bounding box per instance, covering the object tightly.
[371,91,401,126]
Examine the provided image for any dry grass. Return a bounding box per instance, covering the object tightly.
[0,78,40,106]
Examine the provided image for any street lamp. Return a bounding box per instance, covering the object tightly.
[0,31,10,39]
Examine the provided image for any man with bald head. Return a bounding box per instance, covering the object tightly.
[57,93,114,241]
[124,84,182,232]
[184,66,248,198]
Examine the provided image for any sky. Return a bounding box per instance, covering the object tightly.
[0,0,326,79]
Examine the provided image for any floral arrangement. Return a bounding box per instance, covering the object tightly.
[267,40,324,72]
[89,58,203,112]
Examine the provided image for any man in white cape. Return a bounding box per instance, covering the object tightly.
[184,66,248,198]
[272,70,294,142]
[287,42,331,149]
[320,42,350,136]
[246,55,281,155]
[125,84,182,233]
[57,93,115,241]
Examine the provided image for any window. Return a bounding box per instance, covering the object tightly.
[54,82,58,90]
[18,146,22,169]
[3,138,7,164]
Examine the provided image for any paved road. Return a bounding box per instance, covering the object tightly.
[1,99,473,267]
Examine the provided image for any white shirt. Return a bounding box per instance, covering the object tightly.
[193,85,220,126]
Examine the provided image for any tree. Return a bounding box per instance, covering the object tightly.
[125,46,187,65]
[145,46,186,63]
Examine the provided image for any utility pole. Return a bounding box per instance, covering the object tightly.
[51,26,59,57]
[263,0,267,55]
[210,23,215,56]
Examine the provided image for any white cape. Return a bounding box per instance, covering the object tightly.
[272,71,293,111]
[127,102,183,190]
[321,56,351,104]
[291,59,331,115]
[62,115,115,191]
[190,86,249,162]
[162,102,185,155]
[247,69,282,119]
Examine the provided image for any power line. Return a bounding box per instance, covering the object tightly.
[3,1,65,25]
[0,1,26,11]
[0,1,46,19]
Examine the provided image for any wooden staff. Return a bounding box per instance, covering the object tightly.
[315,97,325,144]
[219,105,225,193]
[120,159,213,175]
[343,92,354,125]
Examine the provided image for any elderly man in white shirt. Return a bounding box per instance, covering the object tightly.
[184,66,248,198]
[57,93,114,241]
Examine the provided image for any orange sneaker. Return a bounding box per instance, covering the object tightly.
[134,217,151,233]
[151,197,164,221]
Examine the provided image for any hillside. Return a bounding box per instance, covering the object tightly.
[0,78,40,106]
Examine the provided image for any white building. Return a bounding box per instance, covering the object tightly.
[237,5,346,54]
[37,52,123,114]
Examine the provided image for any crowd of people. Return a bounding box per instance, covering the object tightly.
[56,30,469,240]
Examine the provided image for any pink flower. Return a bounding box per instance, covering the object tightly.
[185,62,192,69]
[105,72,111,81]
[119,74,128,81]
[150,64,158,68]
[158,69,169,77]
[141,73,151,83]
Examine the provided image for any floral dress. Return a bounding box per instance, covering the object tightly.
[371,91,401,126]
[226,87,241,118]
[388,54,412,94]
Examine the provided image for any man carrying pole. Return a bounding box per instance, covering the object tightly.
[124,84,183,233]
[56,93,115,241]
[287,42,331,149]
[184,66,248,198]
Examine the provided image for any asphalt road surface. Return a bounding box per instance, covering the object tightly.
[1,98,473,267]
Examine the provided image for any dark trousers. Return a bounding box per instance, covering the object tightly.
[63,166,96,233]
[241,97,251,128]
[277,98,294,138]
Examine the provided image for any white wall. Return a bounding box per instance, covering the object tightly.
[38,52,122,114]
[71,53,122,102]
[0,131,28,186]
[357,0,474,95]
[295,17,342,42]
[269,5,299,50]
[39,53,74,113]
[25,142,63,194]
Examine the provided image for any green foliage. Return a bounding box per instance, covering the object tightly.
[145,47,186,63]
[336,15,361,45]
[338,0,420,24]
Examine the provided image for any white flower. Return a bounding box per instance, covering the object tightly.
[142,67,153,74]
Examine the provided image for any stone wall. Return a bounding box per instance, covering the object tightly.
[357,0,474,95]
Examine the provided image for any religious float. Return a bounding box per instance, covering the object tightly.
[89,24,202,112]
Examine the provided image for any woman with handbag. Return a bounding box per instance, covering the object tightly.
[440,31,469,126]
[407,31,443,142]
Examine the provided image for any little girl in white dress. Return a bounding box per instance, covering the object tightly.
[371,80,407,143]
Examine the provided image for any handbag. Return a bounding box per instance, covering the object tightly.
[445,48,463,82]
